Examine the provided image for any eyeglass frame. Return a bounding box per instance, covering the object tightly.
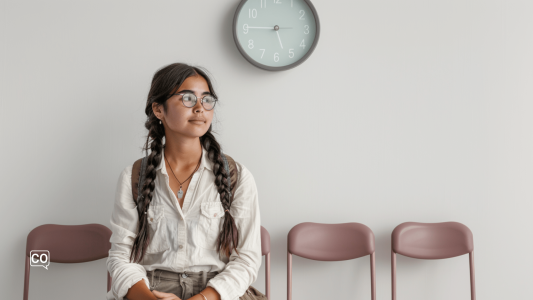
[171,92,218,111]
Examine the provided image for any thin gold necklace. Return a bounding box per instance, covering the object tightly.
[164,150,202,199]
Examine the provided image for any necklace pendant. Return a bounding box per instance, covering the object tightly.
[177,187,183,199]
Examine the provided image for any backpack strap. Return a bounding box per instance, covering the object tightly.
[221,153,239,203]
[131,156,149,205]
[131,153,239,205]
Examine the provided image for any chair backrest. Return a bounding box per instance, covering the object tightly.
[260,226,271,300]
[288,222,375,261]
[26,223,112,262]
[287,222,376,300]
[261,226,271,256]
[391,221,476,300]
[392,221,473,259]
[24,224,112,300]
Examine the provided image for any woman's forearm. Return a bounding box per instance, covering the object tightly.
[125,279,158,300]
[190,286,221,300]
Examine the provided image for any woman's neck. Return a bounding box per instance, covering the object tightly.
[163,137,202,168]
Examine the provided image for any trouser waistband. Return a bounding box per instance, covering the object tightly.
[146,269,220,291]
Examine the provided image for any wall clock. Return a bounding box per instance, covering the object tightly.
[233,0,320,71]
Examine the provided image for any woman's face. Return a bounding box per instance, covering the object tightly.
[153,75,214,138]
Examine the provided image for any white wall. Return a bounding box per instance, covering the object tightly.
[1,0,532,299]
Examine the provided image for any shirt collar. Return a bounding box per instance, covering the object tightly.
[155,146,213,174]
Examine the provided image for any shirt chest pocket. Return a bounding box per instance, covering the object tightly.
[197,201,225,250]
[146,204,170,254]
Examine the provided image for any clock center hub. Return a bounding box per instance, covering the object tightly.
[274,25,279,31]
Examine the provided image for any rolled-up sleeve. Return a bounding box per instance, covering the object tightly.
[106,166,150,300]
[206,163,263,300]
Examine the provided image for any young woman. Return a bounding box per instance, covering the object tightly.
[106,63,262,300]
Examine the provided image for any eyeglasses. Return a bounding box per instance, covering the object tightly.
[172,93,218,111]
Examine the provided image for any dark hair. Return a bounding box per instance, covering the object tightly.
[129,62,240,263]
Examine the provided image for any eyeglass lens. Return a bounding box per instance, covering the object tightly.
[181,93,216,110]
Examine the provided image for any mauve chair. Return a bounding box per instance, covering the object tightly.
[287,222,376,300]
[260,226,271,300]
[391,221,476,300]
[24,223,112,300]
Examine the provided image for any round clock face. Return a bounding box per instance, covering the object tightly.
[233,0,320,71]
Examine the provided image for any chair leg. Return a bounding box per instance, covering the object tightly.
[287,252,292,300]
[370,252,376,300]
[469,251,476,300]
[24,255,30,300]
[265,253,271,300]
[391,251,397,300]
[107,270,112,292]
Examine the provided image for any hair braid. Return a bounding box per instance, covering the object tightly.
[201,131,240,258]
[129,115,164,263]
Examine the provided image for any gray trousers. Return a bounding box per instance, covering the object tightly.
[146,269,221,300]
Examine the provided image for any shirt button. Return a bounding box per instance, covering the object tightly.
[213,213,217,217]
[179,245,183,249]
[181,273,188,278]
[150,218,153,221]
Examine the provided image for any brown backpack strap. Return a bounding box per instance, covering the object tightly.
[131,156,149,205]
[221,153,239,203]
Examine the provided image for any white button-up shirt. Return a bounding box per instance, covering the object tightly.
[106,147,262,300]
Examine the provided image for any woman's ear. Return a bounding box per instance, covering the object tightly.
[152,102,164,119]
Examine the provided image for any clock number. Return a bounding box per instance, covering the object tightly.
[299,10,305,20]
[260,49,265,58]
[248,9,257,18]
[291,0,293,7]
[260,0,266,8]
[248,40,254,49]
[289,49,294,58]
[274,53,279,62]
[300,39,305,49]
[304,25,309,34]
[243,24,249,34]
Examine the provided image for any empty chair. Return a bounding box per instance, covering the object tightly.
[23,223,112,300]
[261,226,271,300]
[287,222,376,300]
[391,221,476,300]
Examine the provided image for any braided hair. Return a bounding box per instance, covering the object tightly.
[129,63,240,263]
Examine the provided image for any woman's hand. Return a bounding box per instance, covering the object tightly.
[152,290,182,300]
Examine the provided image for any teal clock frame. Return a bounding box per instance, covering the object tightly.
[232,0,321,71]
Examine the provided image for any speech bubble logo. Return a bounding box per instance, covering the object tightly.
[30,250,50,270]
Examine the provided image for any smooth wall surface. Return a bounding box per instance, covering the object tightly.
[1,0,532,299]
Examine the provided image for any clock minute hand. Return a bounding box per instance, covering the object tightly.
[276,31,284,49]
